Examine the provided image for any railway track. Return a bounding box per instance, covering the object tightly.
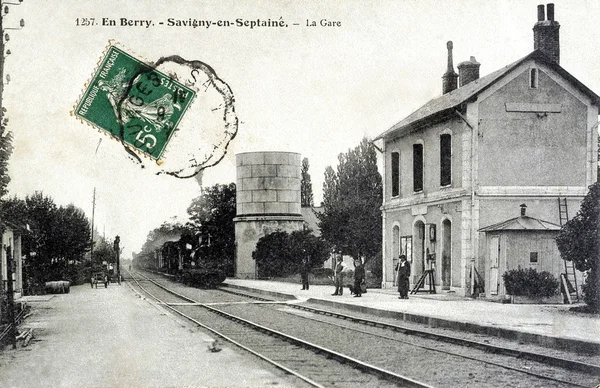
[129,271,600,388]
[217,286,600,376]
[128,270,432,388]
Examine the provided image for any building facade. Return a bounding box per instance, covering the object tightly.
[375,4,599,297]
[0,222,24,318]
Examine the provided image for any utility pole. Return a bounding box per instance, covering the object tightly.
[0,0,24,350]
[0,3,25,133]
[596,195,600,309]
[90,188,95,262]
[114,235,120,285]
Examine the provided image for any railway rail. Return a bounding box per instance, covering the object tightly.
[219,287,600,375]
[129,270,600,388]
[128,270,432,388]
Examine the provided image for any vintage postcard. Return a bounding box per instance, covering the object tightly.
[1,1,599,387]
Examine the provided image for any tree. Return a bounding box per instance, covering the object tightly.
[288,229,330,269]
[316,138,383,263]
[55,204,92,263]
[252,230,330,278]
[187,183,236,276]
[0,193,91,291]
[556,182,600,311]
[301,157,314,207]
[0,109,13,199]
[91,238,117,268]
[252,231,290,278]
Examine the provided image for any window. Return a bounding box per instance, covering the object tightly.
[400,236,412,263]
[530,252,538,263]
[530,68,538,88]
[391,152,400,197]
[413,143,423,192]
[440,134,451,186]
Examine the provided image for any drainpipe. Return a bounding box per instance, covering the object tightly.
[372,139,387,287]
[455,108,477,295]
[590,121,599,185]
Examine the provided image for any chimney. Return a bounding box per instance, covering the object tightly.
[520,204,527,216]
[533,4,560,63]
[458,56,481,87]
[442,41,458,94]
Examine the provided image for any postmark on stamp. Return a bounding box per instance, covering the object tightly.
[73,43,237,178]
[74,45,196,162]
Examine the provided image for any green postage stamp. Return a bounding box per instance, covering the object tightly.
[74,45,196,162]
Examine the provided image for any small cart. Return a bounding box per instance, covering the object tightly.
[92,272,108,289]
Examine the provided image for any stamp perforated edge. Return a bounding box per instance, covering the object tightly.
[70,40,197,166]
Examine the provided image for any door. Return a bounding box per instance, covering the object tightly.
[412,222,426,282]
[441,220,451,290]
[489,236,500,295]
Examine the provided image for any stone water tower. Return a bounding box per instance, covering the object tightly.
[234,152,305,278]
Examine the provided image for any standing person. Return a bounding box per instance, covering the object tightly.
[300,253,311,290]
[396,254,411,299]
[332,254,347,296]
[353,258,365,297]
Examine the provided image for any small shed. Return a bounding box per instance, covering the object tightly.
[478,205,563,297]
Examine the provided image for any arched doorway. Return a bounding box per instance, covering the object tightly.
[413,220,426,282]
[441,219,452,290]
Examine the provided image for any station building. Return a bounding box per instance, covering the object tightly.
[374,4,599,297]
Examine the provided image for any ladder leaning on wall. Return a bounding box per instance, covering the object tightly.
[558,197,579,303]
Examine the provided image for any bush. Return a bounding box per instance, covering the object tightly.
[311,267,333,278]
[365,251,382,279]
[502,268,559,298]
[582,273,600,312]
[252,231,290,278]
[252,230,330,278]
[556,182,600,310]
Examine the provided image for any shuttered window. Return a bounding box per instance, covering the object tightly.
[391,152,400,197]
[530,68,538,88]
[440,134,452,186]
[413,144,423,192]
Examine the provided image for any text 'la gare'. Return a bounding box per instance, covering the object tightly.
[307,19,341,27]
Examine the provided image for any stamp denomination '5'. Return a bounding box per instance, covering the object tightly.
[74,45,196,161]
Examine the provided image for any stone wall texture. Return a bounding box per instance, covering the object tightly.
[236,152,302,216]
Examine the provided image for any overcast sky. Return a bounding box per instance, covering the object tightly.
[5,1,600,257]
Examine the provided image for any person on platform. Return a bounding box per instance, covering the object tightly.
[396,254,411,299]
[353,258,365,297]
[300,253,311,290]
[332,254,347,296]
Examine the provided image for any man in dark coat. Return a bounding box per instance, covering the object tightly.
[396,254,411,299]
[300,254,311,290]
[353,258,365,297]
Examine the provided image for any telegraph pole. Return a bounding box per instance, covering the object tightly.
[114,235,120,285]
[90,188,95,262]
[596,195,600,309]
[0,0,24,350]
[0,4,25,131]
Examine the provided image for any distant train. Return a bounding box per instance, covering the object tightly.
[133,233,229,288]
